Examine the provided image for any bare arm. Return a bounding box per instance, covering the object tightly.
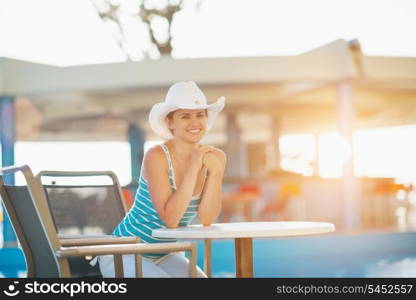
[144,145,213,228]
[198,149,227,226]
[161,164,200,227]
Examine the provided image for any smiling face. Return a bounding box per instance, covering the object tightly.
[165,109,208,142]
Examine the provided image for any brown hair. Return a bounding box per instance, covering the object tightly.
[166,111,175,120]
[166,109,207,120]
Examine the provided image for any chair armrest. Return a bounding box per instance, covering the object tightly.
[59,233,114,239]
[60,236,140,247]
[56,242,198,278]
[56,242,195,257]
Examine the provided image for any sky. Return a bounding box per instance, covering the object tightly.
[0,0,416,66]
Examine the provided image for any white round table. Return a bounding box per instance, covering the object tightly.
[152,221,335,277]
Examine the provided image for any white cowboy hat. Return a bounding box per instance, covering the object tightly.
[149,81,225,140]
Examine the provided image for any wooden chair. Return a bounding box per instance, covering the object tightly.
[0,165,197,278]
[36,170,132,276]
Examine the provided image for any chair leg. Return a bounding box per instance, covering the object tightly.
[188,245,197,278]
[204,239,212,278]
[58,258,72,278]
[134,254,143,278]
[113,254,124,278]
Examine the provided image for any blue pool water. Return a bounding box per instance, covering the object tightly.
[193,231,416,277]
[2,231,416,277]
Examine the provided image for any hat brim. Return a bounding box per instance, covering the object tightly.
[149,96,225,140]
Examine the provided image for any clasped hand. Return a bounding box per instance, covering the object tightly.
[190,145,222,174]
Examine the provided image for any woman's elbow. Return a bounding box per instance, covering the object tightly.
[199,216,216,227]
[162,215,180,228]
[199,205,221,227]
[156,206,179,228]
[165,221,179,228]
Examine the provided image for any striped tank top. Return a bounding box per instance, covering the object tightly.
[113,144,205,259]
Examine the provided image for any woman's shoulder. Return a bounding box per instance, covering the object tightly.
[142,144,168,179]
[210,146,226,156]
[144,145,171,170]
[208,146,227,164]
[143,144,166,165]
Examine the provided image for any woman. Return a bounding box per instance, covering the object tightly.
[99,81,226,277]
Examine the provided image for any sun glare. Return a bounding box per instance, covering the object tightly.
[318,132,351,178]
[281,125,416,184]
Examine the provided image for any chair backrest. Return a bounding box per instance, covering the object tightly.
[0,165,63,277]
[36,171,127,235]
